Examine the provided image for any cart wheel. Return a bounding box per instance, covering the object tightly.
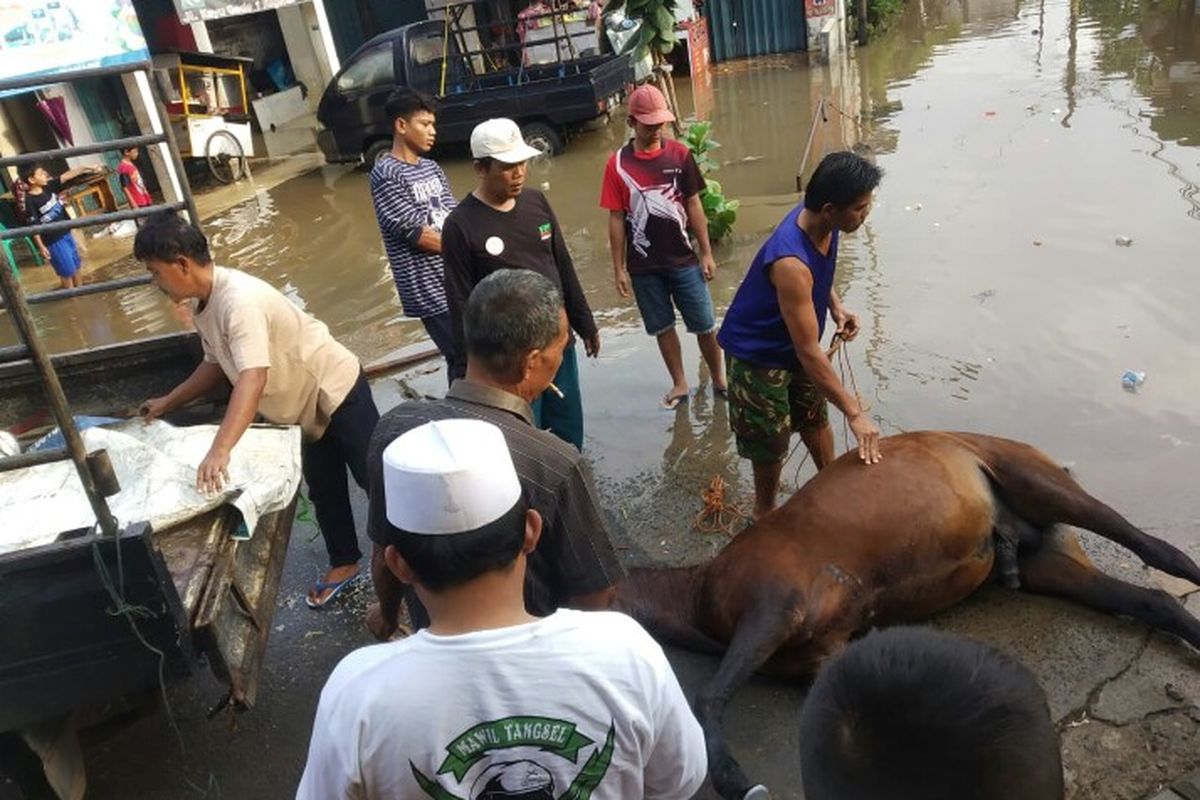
[205,130,247,184]
[520,122,564,158]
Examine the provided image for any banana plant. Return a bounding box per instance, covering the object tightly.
[605,0,679,60]
[683,120,740,241]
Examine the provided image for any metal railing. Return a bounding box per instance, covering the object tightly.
[0,60,202,538]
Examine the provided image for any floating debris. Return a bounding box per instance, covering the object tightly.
[1121,370,1146,392]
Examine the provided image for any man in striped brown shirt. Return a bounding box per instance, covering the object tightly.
[365,269,624,637]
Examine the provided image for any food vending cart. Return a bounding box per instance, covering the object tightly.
[152,51,254,184]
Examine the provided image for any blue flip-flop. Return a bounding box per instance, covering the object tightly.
[305,573,360,609]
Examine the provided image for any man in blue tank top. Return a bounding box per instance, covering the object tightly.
[717,152,884,518]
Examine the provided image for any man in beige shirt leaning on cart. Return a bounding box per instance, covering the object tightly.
[136,211,379,609]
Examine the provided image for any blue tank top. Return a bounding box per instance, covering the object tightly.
[717,204,838,370]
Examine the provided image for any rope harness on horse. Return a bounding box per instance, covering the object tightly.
[694,333,869,538]
[785,331,870,485]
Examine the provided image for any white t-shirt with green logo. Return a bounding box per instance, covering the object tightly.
[295,609,707,800]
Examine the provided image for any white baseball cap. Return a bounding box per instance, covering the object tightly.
[382,419,521,535]
[470,118,542,164]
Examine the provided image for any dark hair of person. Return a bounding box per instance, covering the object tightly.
[122,146,138,156]
[803,151,884,212]
[19,162,44,182]
[385,88,436,125]
[473,156,496,171]
[384,498,528,591]
[133,211,212,265]
[799,626,1064,800]
[464,269,563,382]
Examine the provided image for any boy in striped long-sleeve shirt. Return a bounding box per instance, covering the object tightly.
[370,89,458,375]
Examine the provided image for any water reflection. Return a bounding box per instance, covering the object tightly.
[1,0,1195,514]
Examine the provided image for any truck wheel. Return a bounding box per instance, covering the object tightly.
[364,140,391,166]
[0,733,56,800]
[520,122,564,157]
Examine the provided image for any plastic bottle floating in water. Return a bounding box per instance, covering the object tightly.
[1121,370,1146,392]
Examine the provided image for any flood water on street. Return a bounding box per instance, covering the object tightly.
[12,0,1195,529]
[24,0,1200,796]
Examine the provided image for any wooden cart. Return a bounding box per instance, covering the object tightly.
[0,54,291,798]
[152,51,254,184]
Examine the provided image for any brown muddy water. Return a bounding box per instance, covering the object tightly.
[9,0,1197,522]
[44,0,1200,798]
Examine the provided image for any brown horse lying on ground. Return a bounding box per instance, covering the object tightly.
[614,431,1200,800]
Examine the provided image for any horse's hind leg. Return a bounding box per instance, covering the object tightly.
[696,597,806,800]
[1063,499,1200,586]
[988,448,1200,586]
[1018,531,1200,651]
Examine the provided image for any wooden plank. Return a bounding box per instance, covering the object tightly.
[191,496,298,707]
[152,509,230,622]
[363,342,440,379]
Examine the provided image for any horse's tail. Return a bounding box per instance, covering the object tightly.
[949,432,1200,586]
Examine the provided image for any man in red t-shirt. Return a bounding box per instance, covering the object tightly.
[600,85,726,409]
[117,146,152,209]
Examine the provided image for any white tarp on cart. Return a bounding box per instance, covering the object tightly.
[0,419,301,556]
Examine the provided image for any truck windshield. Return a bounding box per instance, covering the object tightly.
[337,41,395,93]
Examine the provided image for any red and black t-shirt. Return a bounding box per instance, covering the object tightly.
[118,160,152,207]
[600,139,705,273]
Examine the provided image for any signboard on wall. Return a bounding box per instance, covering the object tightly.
[804,0,836,18]
[172,0,303,23]
[0,0,149,91]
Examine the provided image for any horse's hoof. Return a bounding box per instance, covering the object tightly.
[743,785,770,800]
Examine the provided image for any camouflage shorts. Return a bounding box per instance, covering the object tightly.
[728,355,829,463]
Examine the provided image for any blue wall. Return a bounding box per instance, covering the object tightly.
[706,0,807,62]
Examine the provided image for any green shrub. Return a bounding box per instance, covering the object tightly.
[682,121,739,241]
[867,0,905,35]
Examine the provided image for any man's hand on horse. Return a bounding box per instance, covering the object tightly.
[835,309,861,342]
[849,412,882,464]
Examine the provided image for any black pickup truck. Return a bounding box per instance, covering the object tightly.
[316,19,633,163]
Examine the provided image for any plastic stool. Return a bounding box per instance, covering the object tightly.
[0,222,43,277]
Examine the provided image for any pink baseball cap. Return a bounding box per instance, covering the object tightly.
[628,84,676,125]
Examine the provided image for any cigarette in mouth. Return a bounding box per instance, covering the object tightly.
[547,382,565,399]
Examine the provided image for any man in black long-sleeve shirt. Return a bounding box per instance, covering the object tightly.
[442,118,600,450]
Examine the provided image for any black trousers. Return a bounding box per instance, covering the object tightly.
[301,371,379,568]
[420,310,456,388]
